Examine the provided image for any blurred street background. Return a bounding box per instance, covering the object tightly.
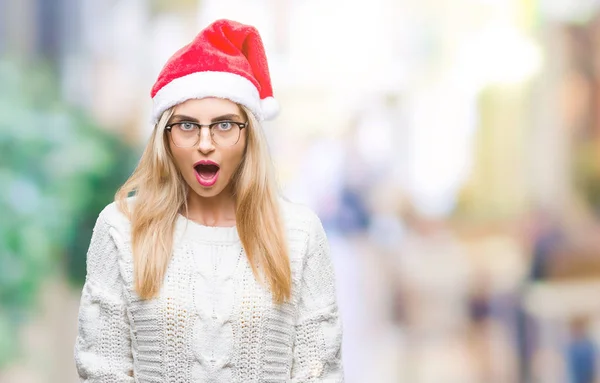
[2,0,600,382]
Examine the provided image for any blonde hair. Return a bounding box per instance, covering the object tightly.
[115,106,291,303]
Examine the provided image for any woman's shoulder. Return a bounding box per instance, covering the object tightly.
[278,197,325,238]
[278,198,331,274]
[96,196,135,233]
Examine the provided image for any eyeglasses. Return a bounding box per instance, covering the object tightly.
[166,121,247,147]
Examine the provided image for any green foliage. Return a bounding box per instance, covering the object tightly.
[0,59,138,367]
[150,0,199,14]
[573,140,600,215]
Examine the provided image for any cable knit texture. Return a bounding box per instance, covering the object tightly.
[74,198,344,382]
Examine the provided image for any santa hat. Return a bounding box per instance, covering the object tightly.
[150,19,279,124]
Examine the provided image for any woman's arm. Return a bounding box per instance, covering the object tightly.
[74,212,134,382]
[291,212,344,382]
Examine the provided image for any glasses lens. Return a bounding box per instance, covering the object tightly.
[212,124,241,146]
[171,124,198,147]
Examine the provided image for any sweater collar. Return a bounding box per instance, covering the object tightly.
[175,214,240,244]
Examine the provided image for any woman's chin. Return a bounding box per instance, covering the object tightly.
[186,178,229,199]
[191,186,222,199]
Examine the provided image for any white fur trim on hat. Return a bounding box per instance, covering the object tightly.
[260,96,280,120]
[151,71,263,124]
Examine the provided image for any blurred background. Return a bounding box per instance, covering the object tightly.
[2,0,600,382]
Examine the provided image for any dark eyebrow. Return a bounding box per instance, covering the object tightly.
[210,114,243,122]
[169,114,198,123]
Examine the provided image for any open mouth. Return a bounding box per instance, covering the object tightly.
[194,162,220,187]
[195,163,219,178]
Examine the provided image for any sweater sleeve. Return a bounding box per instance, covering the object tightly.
[74,212,134,382]
[291,212,344,382]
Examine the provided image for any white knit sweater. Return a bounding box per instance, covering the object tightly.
[74,198,344,383]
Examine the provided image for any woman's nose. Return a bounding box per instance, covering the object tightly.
[196,127,215,153]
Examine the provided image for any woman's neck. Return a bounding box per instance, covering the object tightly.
[184,188,237,227]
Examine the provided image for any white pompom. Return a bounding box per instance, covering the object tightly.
[261,97,280,120]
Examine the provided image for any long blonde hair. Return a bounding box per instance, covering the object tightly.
[115,106,291,303]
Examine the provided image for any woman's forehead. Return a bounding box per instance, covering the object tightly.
[173,98,242,119]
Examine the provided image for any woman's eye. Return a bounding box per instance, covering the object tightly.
[216,122,233,131]
[179,122,196,131]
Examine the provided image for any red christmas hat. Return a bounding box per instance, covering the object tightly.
[151,19,279,124]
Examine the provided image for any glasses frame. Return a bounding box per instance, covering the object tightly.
[165,120,247,148]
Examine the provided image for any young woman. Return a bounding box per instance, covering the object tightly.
[74,19,344,382]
